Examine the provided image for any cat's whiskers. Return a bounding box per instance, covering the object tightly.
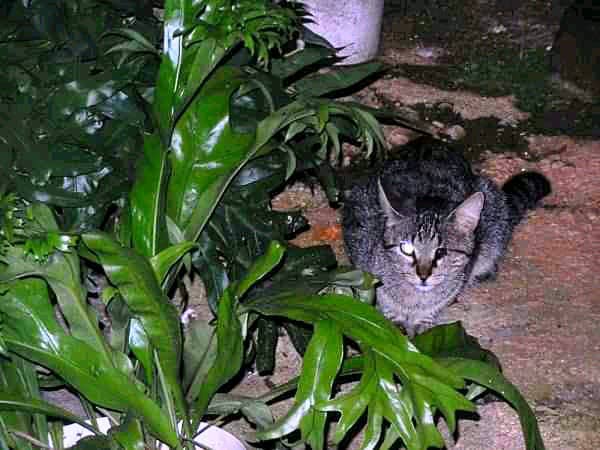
[342,136,550,334]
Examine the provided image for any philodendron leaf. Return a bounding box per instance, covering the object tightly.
[80,232,185,420]
[412,324,543,448]
[0,279,177,447]
[0,358,40,450]
[439,358,546,450]
[183,319,217,400]
[0,204,112,368]
[149,241,197,287]
[207,394,274,430]
[243,293,464,387]
[167,65,255,240]
[271,44,337,80]
[255,320,343,450]
[412,321,501,369]
[187,241,283,414]
[128,132,170,258]
[67,436,121,450]
[245,293,477,447]
[292,62,384,98]
[317,349,378,445]
[191,287,243,427]
[319,348,445,450]
[108,414,146,450]
[235,240,285,298]
[128,318,153,387]
[0,392,98,437]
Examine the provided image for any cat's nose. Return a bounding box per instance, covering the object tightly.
[416,264,432,281]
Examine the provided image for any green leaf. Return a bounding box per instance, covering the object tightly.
[413,321,501,369]
[67,435,121,450]
[183,319,217,399]
[149,241,198,287]
[318,349,379,444]
[320,348,446,450]
[271,44,337,80]
[376,355,421,450]
[109,415,146,450]
[166,65,255,238]
[292,62,383,98]
[255,318,278,374]
[0,357,43,450]
[129,132,170,258]
[0,279,177,446]
[128,319,153,387]
[192,151,306,312]
[440,358,546,450]
[235,241,285,298]
[243,245,338,306]
[243,293,464,388]
[256,320,343,450]
[0,204,113,368]
[191,288,243,427]
[245,293,480,447]
[104,28,159,55]
[207,394,274,429]
[0,392,98,437]
[80,232,185,424]
[229,73,288,134]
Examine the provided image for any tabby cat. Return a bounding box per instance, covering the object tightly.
[342,137,551,336]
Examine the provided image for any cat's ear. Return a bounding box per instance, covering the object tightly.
[378,177,414,222]
[451,192,484,234]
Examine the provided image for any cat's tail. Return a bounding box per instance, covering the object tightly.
[502,172,551,227]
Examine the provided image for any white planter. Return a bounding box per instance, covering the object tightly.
[61,417,245,449]
[301,0,385,64]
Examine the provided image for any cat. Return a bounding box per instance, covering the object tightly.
[341,137,551,337]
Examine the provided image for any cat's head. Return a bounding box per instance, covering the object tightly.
[378,178,484,292]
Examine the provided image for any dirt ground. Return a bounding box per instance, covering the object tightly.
[224,1,600,449]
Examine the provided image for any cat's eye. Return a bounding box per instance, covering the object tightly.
[399,242,414,256]
[435,248,447,259]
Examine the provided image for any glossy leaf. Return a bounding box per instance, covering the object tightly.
[255,320,343,450]
[166,65,255,237]
[0,204,112,367]
[128,319,153,386]
[318,349,379,445]
[109,415,146,450]
[319,349,446,450]
[292,62,383,98]
[413,321,501,369]
[0,279,177,446]
[0,0,154,229]
[0,392,98,437]
[192,151,306,312]
[255,318,278,374]
[183,319,217,399]
[0,357,41,450]
[129,132,170,258]
[271,44,338,80]
[80,232,185,421]
[234,240,285,298]
[440,358,546,450]
[190,287,243,427]
[243,293,464,388]
[149,241,198,287]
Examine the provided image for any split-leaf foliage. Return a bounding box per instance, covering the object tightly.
[0,1,544,449]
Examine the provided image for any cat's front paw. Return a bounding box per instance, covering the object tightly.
[393,321,431,339]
